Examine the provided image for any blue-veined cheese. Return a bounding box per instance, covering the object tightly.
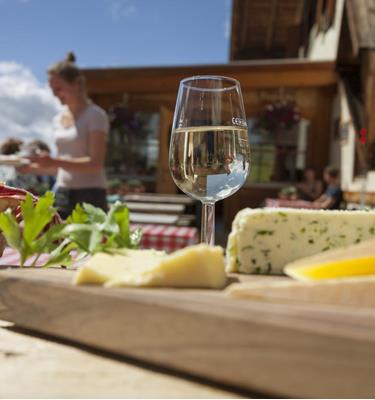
[226,208,375,274]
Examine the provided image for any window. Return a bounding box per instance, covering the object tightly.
[247,117,309,184]
[106,105,160,190]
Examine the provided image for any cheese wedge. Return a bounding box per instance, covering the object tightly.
[74,244,227,289]
[226,276,375,308]
[284,238,375,281]
[227,208,375,274]
[73,249,166,285]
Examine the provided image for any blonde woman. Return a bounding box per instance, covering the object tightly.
[21,52,109,218]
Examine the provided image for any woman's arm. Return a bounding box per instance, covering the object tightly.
[314,195,334,209]
[27,131,106,173]
[17,163,58,176]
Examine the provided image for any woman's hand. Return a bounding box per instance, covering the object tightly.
[16,154,58,177]
[16,162,40,174]
[27,154,57,169]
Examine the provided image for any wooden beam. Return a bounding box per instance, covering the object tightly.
[345,0,360,58]
[84,61,337,96]
[229,0,241,60]
[266,0,278,50]
[361,50,375,145]
[315,0,324,33]
[156,106,176,194]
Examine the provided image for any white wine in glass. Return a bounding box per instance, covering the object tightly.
[169,76,250,245]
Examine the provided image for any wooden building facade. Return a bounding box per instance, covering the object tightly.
[80,0,375,225]
[83,60,336,226]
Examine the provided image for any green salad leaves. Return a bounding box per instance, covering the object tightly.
[0,191,141,267]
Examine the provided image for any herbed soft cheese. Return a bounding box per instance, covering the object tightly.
[226,208,375,274]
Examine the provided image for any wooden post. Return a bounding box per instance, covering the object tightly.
[361,50,375,146]
[156,106,177,194]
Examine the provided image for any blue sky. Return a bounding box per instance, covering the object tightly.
[0,0,232,82]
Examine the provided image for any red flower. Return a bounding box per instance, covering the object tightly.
[256,101,300,132]
[359,128,367,144]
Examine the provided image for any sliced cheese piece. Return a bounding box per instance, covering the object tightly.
[106,244,226,289]
[73,249,166,285]
[226,208,375,274]
[74,244,227,289]
[284,238,375,281]
[226,276,375,308]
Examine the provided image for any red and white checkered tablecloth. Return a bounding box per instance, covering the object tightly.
[0,225,199,266]
[0,247,50,267]
[132,224,199,253]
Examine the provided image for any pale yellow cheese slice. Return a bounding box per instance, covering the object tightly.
[284,238,375,281]
[73,249,166,285]
[226,276,375,308]
[74,244,227,289]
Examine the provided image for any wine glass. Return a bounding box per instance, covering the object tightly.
[169,76,250,245]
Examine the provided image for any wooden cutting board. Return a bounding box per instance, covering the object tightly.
[1,266,375,398]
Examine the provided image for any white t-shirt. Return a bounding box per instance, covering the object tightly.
[54,103,109,189]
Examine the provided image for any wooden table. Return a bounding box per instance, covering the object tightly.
[0,320,238,398]
[1,267,375,398]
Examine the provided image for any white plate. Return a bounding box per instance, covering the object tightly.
[0,155,30,166]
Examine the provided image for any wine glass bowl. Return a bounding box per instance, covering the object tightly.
[169,76,250,245]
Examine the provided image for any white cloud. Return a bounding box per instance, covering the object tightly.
[0,62,61,152]
[223,0,232,39]
[110,0,137,22]
[224,19,231,39]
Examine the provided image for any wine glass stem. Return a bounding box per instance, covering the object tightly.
[201,202,215,245]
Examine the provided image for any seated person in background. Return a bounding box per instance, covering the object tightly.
[314,166,343,209]
[5,139,54,195]
[24,139,51,156]
[297,167,323,201]
[0,137,23,155]
[278,186,298,200]
[21,140,56,192]
[0,137,24,184]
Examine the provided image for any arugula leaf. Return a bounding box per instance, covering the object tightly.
[22,192,56,244]
[60,223,102,254]
[0,193,142,268]
[0,209,21,250]
[102,202,130,247]
[43,239,77,268]
[0,192,61,266]
[66,201,141,252]
[82,203,107,224]
[32,224,66,254]
[66,204,88,224]
[130,227,142,248]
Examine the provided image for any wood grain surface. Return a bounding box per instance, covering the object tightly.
[0,320,238,398]
[1,267,375,398]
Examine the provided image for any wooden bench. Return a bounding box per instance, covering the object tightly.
[123,193,195,206]
[124,193,198,227]
[126,201,185,214]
